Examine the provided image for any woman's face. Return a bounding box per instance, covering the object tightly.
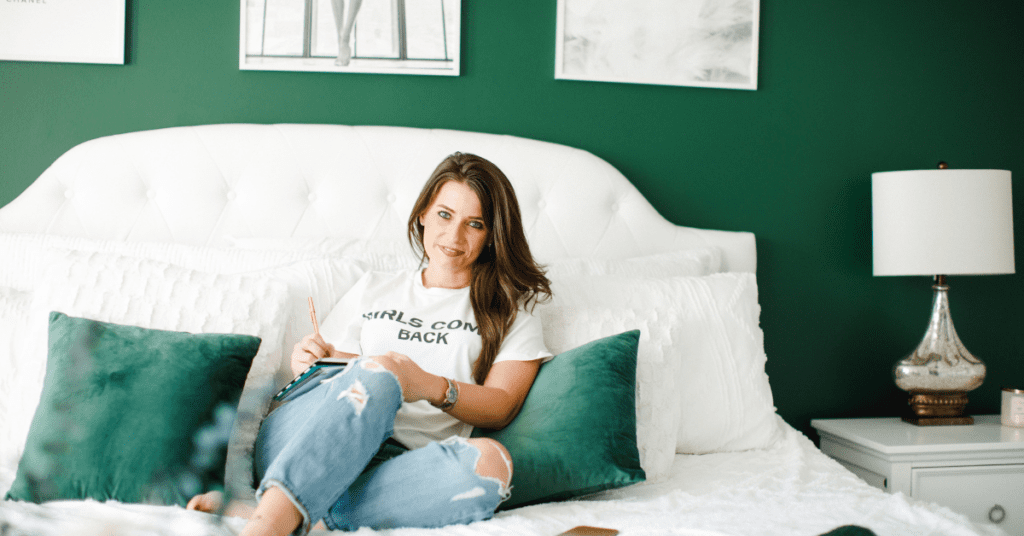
[419,180,489,285]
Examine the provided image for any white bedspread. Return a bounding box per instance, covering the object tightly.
[0,417,1004,536]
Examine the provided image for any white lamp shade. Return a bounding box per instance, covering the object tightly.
[872,169,1015,276]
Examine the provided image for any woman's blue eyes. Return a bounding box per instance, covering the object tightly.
[437,211,484,229]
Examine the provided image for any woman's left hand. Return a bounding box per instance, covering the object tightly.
[369,351,445,404]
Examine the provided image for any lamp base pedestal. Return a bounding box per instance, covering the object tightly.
[902,392,974,426]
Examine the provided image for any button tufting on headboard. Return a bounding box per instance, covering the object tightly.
[0,124,755,271]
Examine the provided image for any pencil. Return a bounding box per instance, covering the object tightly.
[308,296,320,336]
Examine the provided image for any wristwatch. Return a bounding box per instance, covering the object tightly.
[437,377,459,411]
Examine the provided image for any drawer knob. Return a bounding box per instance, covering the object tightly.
[988,504,1006,524]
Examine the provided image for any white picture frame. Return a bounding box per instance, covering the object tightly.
[555,0,759,91]
[240,0,460,76]
[0,0,126,65]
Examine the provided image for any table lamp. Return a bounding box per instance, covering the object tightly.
[872,165,1015,425]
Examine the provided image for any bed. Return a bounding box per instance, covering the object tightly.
[0,124,1006,536]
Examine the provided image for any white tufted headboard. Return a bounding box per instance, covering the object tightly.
[0,124,755,271]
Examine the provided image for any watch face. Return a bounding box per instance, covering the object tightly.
[441,378,458,409]
[445,382,456,401]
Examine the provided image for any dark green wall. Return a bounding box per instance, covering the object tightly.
[2,2,1022,439]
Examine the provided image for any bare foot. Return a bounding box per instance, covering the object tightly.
[186,491,256,519]
[186,491,223,513]
[335,42,352,66]
[188,489,325,531]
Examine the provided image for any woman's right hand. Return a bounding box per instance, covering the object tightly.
[290,333,336,377]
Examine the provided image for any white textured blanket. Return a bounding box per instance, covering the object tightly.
[0,418,1004,536]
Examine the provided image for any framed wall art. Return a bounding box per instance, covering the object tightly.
[240,0,460,76]
[555,0,759,90]
[0,0,126,65]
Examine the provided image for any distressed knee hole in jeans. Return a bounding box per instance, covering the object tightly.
[336,379,369,416]
[360,359,386,371]
[444,437,513,503]
[316,358,402,417]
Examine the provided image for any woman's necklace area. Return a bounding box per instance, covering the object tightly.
[420,267,471,290]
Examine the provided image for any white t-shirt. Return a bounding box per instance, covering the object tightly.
[318,269,553,449]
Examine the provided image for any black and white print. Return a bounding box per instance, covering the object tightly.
[240,0,460,75]
[555,0,759,90]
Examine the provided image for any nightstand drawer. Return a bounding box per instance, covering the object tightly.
[913,464,1024,533]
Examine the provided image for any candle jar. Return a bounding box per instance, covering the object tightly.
[1002,388,1024,427]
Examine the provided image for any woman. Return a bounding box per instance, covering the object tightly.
[188,152,552,535]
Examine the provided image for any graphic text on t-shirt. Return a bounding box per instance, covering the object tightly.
[362,309,479,346]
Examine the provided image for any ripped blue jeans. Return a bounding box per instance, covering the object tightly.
[253,358,509,534]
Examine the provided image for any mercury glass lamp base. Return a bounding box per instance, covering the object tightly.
[892,276,985,426]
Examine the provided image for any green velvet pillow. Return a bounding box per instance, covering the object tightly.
[5,312,261,506]
[474,330,645,509]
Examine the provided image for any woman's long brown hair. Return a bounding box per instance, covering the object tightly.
[408,152,551,384]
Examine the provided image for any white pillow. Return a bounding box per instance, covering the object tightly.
[3,251,291,500]
[539,304,684,481]
[225,236,424,273]
[224,236,364,254]
[0,233,334,291]
[545,248,722,278]
[543,272,780,457]
[0,231,370,387]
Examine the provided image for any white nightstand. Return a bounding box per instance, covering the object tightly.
[811,415,1024,535]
